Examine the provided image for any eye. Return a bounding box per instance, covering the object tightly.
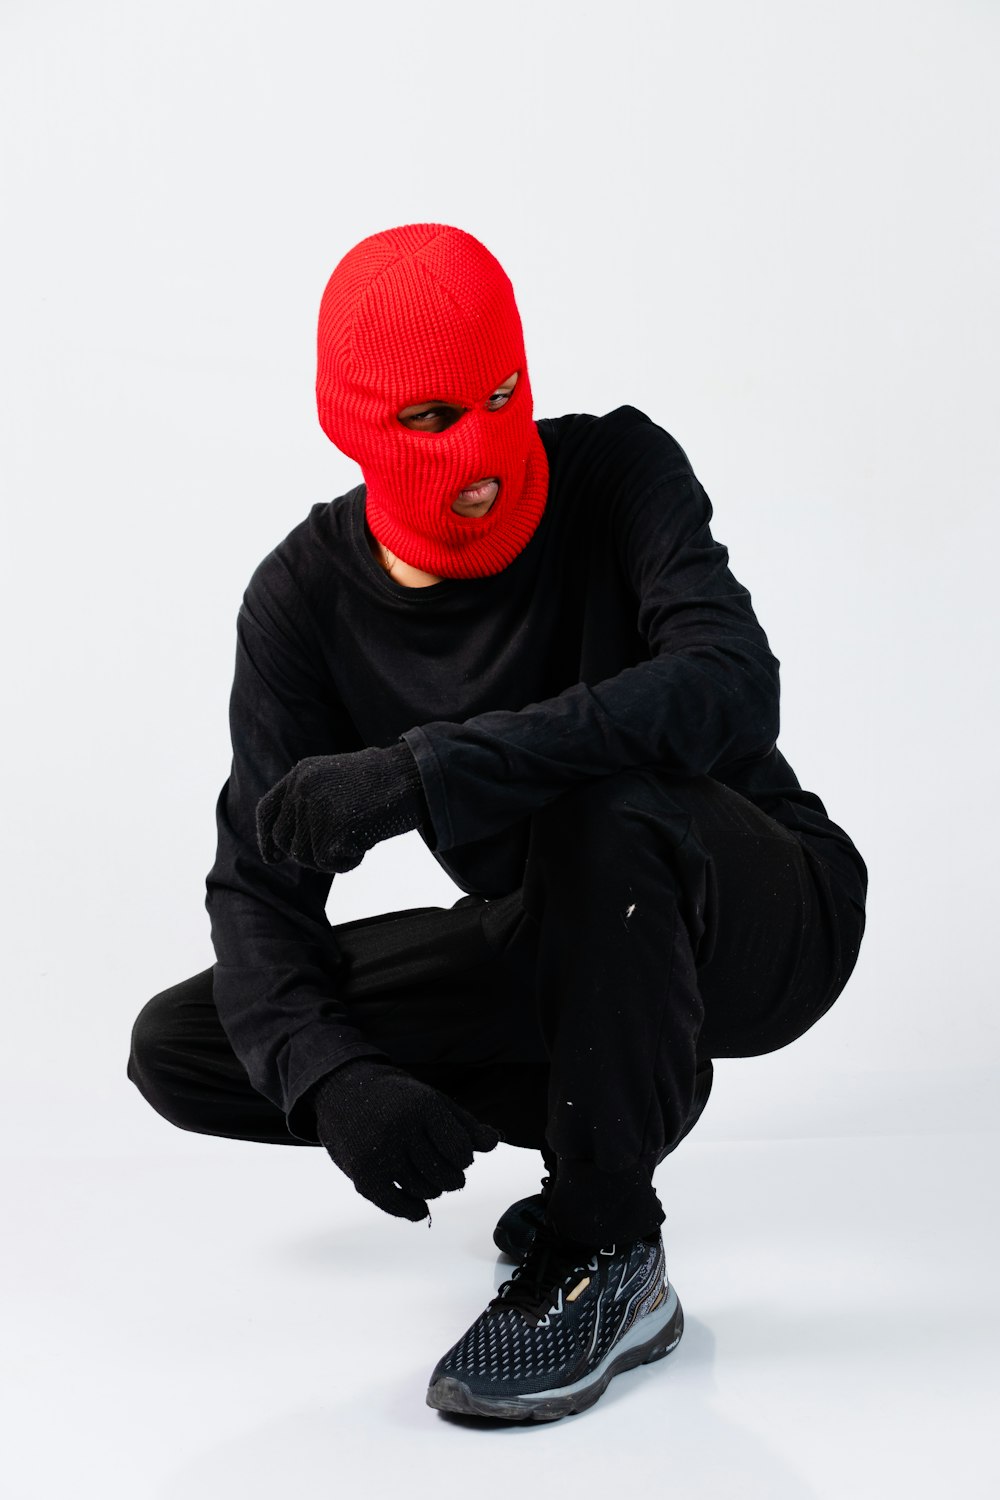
[398,376,518,431]
[487,372,519,409]
[400,406,461,431]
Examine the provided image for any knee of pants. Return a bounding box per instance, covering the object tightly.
[523,768,718,958]
[126,987,197,1131]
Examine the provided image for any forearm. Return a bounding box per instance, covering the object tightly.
[205,877,388,1136]
[206,548,393,1136]
[400,463,782,854]
[402,642,779,853]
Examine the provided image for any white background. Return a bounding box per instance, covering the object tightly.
[2,2,997,1496]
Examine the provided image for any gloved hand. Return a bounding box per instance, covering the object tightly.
[255,741,430,873]
[303,1057,501,1221]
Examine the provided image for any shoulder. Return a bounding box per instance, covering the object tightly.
[242,487,360,639]
[546,408,714,568]
[538,405,696,492]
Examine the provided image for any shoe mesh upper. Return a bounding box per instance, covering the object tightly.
[432,1235,666,1398]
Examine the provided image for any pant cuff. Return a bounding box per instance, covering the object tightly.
[545,1154,664,1246]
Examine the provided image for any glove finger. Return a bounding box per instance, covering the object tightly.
[287,795,345,872]
[472,1120,501,1152]
[291,759,361,872]
[451,1100,501,1153]
[406,1135,467,1196]
[291,797,319,866]
[269,790,298,860]
[385,1156,441,1204]
[435,1101,501,1159]
[294,799,365,875]
[359,1177,429,1223]
[325,837,367,875]
[423,1109,476,1172]
[319,1145,426,1217]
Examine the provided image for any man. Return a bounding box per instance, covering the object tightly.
[128,222,868,1422]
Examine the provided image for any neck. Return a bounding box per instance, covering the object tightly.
[368,530,443,587]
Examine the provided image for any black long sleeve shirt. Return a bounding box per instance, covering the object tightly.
[205,405,868,1138]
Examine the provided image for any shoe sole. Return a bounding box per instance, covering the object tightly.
[426,1285,683,1422]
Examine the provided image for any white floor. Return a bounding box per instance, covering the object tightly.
[6,1063,998,1500]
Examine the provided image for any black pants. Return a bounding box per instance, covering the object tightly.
[127,769,865,1243]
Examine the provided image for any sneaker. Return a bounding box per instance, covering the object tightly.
[426,1222,683,1421]
[492,1171,554,1262]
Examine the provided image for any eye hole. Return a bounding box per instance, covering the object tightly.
[400,406,462,432]
[397,374,518,432]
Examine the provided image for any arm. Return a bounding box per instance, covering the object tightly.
[401,449,781,852]
[205,549,388,1142]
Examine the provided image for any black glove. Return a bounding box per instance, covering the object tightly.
[255,741,430,873]
[304,1057,501,1221]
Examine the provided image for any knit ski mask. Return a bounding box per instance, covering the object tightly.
[315,223,549,579]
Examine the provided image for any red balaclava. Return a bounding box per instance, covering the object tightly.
[315,223,549,579]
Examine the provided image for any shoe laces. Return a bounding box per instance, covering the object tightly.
[489,1222,613,1326]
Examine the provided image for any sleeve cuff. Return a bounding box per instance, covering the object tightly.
[285,1046,390,1143]
[399,726,454,852]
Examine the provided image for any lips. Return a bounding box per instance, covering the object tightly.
[456,477,499,502]
[455,480,497,516]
